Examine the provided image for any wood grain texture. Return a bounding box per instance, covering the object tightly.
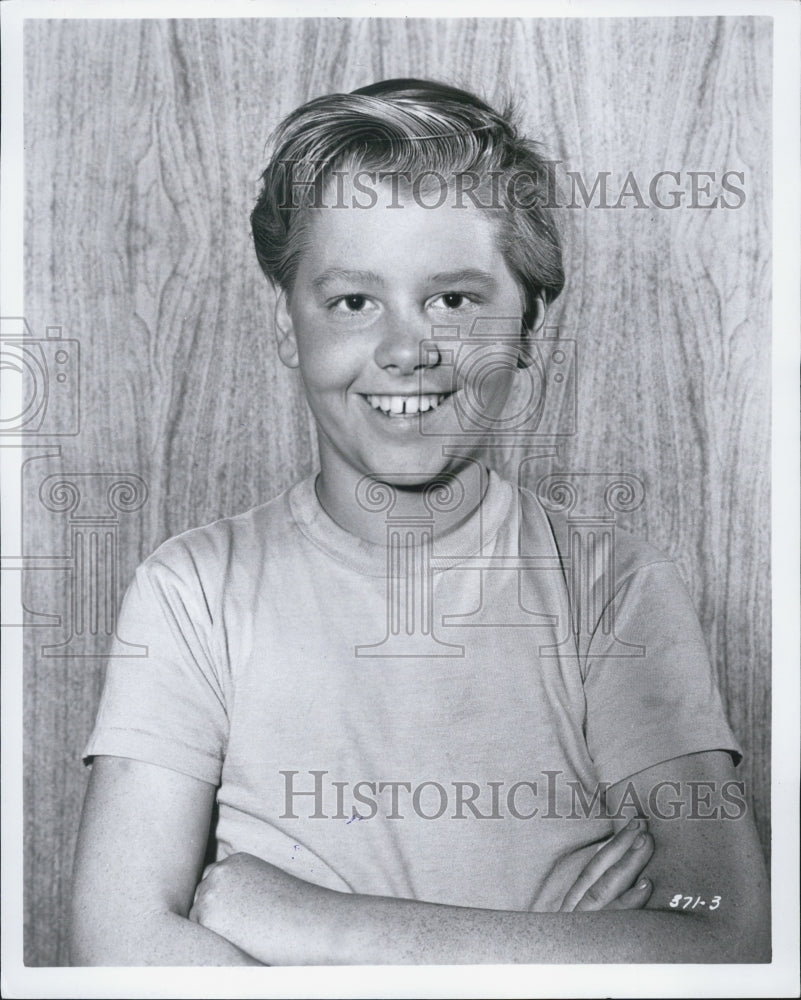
[21,17,771,965]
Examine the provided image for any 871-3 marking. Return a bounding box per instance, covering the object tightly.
[669,894,722,910]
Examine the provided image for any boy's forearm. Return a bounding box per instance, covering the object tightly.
[194,855,769,966]
[323,892,764,965]
[70,908,262,966]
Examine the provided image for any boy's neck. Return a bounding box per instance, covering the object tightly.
[314,461,490,547]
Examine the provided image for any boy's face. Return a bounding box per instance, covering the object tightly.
[276,177,540,497]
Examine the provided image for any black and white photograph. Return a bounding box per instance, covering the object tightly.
[1,1,798,997]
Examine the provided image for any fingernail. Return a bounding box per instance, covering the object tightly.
[638,878,650,889]
[634,833,647,848]
[627,817,641,831]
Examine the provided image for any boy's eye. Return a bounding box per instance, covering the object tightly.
[331,294,372,313]
[430,292,476,311]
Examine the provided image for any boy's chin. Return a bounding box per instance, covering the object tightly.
[357,453,479,491]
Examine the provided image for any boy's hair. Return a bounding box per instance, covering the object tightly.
[251,79,564,329]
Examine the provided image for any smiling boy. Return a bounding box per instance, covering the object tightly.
[70,79,769,965]
[275,171,529,532]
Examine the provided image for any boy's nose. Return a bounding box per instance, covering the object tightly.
[373,323,441,376]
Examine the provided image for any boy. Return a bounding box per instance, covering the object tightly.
[70,79,769,964]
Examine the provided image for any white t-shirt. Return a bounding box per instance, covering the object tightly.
[84,470,740,911]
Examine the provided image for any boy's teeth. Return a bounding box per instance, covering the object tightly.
[365,393,446,415]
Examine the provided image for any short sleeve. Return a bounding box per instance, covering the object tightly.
[582,559,742,787]
[82,544,230,785]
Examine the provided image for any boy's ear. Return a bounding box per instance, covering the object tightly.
[517,296,546,369]
[274,290,300,369]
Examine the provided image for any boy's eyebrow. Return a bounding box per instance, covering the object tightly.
[310,268,500,291]
[311,268,385,290]
[427,269,498,288]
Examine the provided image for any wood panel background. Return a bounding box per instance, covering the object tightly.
[20,16,771,966]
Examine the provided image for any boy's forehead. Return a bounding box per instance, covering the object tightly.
[299,175,509,281]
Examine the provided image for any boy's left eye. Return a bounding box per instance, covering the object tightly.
[430,293,474,310]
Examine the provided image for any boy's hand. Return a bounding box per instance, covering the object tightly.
[190,819,654,950]
[189,853,345,963]
[189,853,267,945]
[558,817,654,911]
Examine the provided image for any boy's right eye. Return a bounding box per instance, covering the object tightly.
[330,294,373,314]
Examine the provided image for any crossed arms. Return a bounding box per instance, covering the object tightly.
[69,749,770,965]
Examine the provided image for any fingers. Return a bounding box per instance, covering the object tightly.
[604,876,653,911]
[559,817,653,912]
[190,860,218,916]
[573,828,655,912]
[560,816,646,911]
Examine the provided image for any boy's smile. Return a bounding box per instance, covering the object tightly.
[275,177,543,537]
